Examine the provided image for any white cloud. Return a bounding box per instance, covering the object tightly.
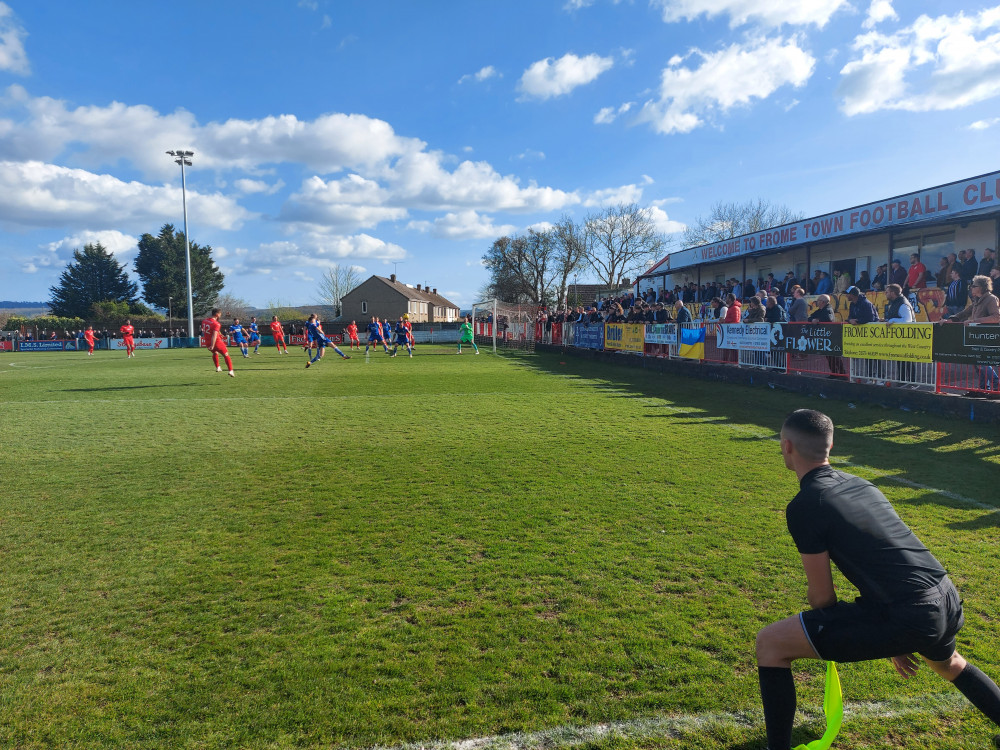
[280,173,407,231]
[649,201,687,234]
[526,221,556,232]
[0,3,29,75]
[593,101,634,124]
[516,149,545,161]
[863,0,898,30]
[970,117,1000,130]
[652,0,848,29]
[321,15,332,29]
[639,37,815,134]
[839,7,1000,115]
[583,183,645,207]
[234,177,285,195]
[26,229,140,274]
[518,53,614,100]
[459,65,500,84]
[408,209,516,240]
[0,160,250,231]
[225,235,406,276]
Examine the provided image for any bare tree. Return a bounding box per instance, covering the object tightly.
[683,198,803,247]
[583,203,665,289]
[552,216,587,305]
[214,292,253,321]
[316,264,362,316]
[482,225,587,305]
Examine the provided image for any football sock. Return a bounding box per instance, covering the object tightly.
[212,353,220,367]
[953,664,1000,724]
[759,666,796,750]
[223,355,233,370]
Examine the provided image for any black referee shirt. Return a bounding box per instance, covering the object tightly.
[786,466,947,603]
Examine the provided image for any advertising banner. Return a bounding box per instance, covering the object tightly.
[645,323,677,344]
[932,324,1000,366]
[716,323,783,351]
[19,340,77,351]
[780,323,844,356]
[604,323,624,350]
[621,323,645,353]
[573,322,604,350]
[842,324,933,363]
[0,340,12,351]
[108,338,168,350]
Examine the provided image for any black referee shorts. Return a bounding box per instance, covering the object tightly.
[800,579,964,663]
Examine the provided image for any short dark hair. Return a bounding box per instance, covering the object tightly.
[212,308,221,315]
[782,410,833,462]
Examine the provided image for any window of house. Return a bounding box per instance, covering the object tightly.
[361,300,368,314]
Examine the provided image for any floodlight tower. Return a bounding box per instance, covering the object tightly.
[166,149,195,338]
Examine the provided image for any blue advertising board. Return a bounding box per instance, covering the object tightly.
[19,340,77,351]
[573,323,604,350]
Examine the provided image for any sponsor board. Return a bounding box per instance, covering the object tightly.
[716,323,782,351]
[19,340,77,351]
[842,323,933,363]
[573,322,604,350]
[932,324,1000,366]
[604,323,644,353]
[0,340,12,351]
[108,338,167,350]
[781,323,843,356]
[645,323,677,345]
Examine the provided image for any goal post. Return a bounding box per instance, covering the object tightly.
[470,299,537,353]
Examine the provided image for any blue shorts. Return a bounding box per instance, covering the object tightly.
[369,335,381,343]
[249,334,260,342]
[396,334,409,345]
[233,335,246,344]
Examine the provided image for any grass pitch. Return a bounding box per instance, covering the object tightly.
[1,346,998,749]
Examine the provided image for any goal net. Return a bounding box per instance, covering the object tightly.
[470,300,538,353]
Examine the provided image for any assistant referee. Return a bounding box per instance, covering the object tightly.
[755,409,1000,749]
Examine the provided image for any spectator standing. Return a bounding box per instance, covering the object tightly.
[934,257,951,288]
[943,269,968,317]
[788,287,808,322]
[905,253,927,291]
[979,248,995,277]
[807,295,844,376]
[672,299,692,324]
[833,270,851,295]
[856,270,871,292]
[846,286,878,324]
[744,296,765,322]
[946,275,1000,397]
[815,272,832,295]
[764,296,787,323]
[871,264,887,291]
[889,259,907,287]
[962,249,978,282]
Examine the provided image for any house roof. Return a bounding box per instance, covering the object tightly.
[352,275,459,309]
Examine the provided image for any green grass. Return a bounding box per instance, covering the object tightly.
[0,345,998,749]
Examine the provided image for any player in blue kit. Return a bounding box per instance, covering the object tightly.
[247,317,261,354]
[230,318,250,358]
[381,318,393,345]
[305,314,351,368]
[390,316,413,358]
[365,316,390,354]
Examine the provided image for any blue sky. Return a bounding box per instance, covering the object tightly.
[1,0,998,308]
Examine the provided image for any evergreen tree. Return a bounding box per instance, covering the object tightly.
[48,243,139,318]
[134,224,225,319]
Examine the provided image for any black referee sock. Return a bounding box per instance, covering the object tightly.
[952,664,1000,725]
[758,666,796,750]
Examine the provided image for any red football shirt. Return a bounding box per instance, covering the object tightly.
[347,324,358,338]
[84,330,96,343]
[120,324,134,337]
[270,320,283,336]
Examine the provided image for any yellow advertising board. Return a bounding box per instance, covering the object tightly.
[621,323,645,353]
[604,323,645,353]
[842,323,934,362]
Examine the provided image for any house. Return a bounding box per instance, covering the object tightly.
[340,275,460,324]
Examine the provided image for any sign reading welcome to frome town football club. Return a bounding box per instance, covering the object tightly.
[657,171,1000,273]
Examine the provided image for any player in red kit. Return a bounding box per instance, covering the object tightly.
[202,308,235,377]
[120,320,135,358]
[346,320,360,351]
[83,326,98,355]
[270,316,289,354]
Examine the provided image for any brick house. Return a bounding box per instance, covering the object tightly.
[340,275,460,324]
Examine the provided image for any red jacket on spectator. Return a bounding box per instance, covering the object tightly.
[722,301,741,324]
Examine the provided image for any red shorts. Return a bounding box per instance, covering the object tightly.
[211,341,229,355]
[123,337,134,346]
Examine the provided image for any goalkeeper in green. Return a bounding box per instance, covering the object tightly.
[457,316,479,354]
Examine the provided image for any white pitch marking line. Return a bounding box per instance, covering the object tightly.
[372,692,970,750]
